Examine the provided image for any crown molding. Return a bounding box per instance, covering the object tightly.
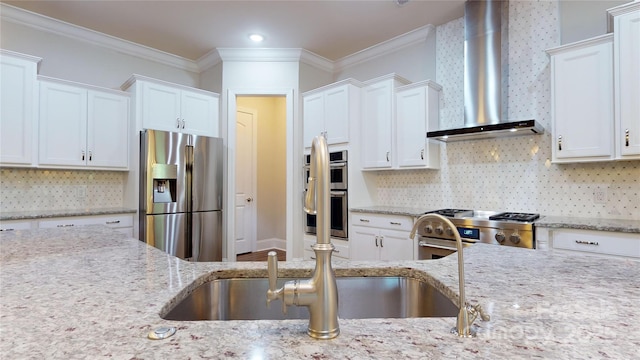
[0,3,199,73]
[334,24,436,72]
[2,3,437,75]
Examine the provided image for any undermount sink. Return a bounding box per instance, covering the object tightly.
[162,276,458,321]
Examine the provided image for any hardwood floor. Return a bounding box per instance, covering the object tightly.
[237,249,286,262]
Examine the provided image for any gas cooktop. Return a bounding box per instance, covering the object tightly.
[425,209,540,223]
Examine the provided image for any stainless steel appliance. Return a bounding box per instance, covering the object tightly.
[140,129,223,261]
[304,150,348,239]
[417,209,539,260]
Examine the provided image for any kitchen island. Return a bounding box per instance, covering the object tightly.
[1,226,638,359]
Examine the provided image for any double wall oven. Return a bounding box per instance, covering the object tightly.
[417,209,539,260]
[303,150,348,239]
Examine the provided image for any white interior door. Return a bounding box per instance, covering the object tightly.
[235,107,257,254]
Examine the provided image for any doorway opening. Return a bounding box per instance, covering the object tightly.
[234,96,287,259]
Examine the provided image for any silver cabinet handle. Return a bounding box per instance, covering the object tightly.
[386,151,390,162]
[56,224,74,228]
[575,240,599,246]
[88,151,93,161]
[625,129,630,147]
[375,236,379,247]
[176,118,181,128]
[105,220,120,224]
[390,221,401,225]
[81,150,85,161]
[359,219,370,223]
[420,149,424,160]
[558,135,562,151]
[380,235,384,248]
[181,119,186,129]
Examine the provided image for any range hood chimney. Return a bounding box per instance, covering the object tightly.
[427,0,544,142]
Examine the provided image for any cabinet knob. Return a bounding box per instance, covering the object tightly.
[558,135,562,151]
[625,129,630,147]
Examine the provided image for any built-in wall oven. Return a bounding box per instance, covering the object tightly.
[304,150,348,239]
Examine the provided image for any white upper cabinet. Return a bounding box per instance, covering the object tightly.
[395,81,441,169]
[361,74,410,169]
[302,79,361,148]
[123,75,219,137]
[0,50,41,167]
[38,77,129,170]
[548,35,615,163]
[611,2,640,160]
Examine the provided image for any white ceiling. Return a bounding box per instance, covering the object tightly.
[4,0,466,61]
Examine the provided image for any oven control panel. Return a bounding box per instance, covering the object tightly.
[417,220,534,249]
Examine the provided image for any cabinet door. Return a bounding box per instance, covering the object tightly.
[362,81,393,169]
[0,54,38,166]
[303,92,325,147]
[141,81,181,132]
[349,226,380,261]
[323,85,350,145]
[615,9,640,158]
[181,90,217,136]
[39,81,88,167]
[396,86,427,167]
[379,229,413,261]
[551,39,614,162]
[87,90,129,169]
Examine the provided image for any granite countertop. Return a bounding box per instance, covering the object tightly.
[350,206,640,233]
[0,207,136,221]
[1,226,639,359]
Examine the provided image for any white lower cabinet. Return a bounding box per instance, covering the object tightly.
[349,213,414,261]
[37,214,134,237]
[303,234,349,260]
[548,228,640,259]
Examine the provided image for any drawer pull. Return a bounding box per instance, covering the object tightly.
[375,236,379,247]
[359,219,370,223]
[56,224,74,228]
[0,228,15,231]
[390,221,402,225]
[575,240,599,246]
[105,220,121,225]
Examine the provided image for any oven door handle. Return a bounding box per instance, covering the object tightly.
[329,162,347,168]
[330,191,347,196]
[418,240,458,252]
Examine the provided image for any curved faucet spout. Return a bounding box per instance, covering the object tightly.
[410,213,489,337]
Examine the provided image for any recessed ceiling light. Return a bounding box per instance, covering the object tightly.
[249,34,264,42]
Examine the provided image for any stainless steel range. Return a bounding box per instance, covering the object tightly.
[417,209,539,259]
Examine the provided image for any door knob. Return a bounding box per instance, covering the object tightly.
[246,197,253,203]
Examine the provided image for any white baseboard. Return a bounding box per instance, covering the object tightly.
[256,238,286,252]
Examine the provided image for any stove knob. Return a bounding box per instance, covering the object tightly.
[495,232,506,244]
[446,227,455,236]
[510,233,521,245]
[435,225,444,235]
[424,225,433,234]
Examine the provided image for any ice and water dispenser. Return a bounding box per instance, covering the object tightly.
[151,163,178,203]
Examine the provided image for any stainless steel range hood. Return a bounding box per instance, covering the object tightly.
[427,0,544,142]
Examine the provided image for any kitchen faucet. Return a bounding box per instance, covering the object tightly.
[266,134,339,339]
[410,214,490,337]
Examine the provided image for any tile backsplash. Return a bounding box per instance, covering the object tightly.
[376,0,640,220]
[0,168,124,212]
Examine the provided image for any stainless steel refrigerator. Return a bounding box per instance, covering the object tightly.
[139,129,223,261]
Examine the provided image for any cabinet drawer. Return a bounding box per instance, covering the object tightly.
[38,214,134,229]
[351,213,413,231]
[552,229,640,258]
[0,220,34,231]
